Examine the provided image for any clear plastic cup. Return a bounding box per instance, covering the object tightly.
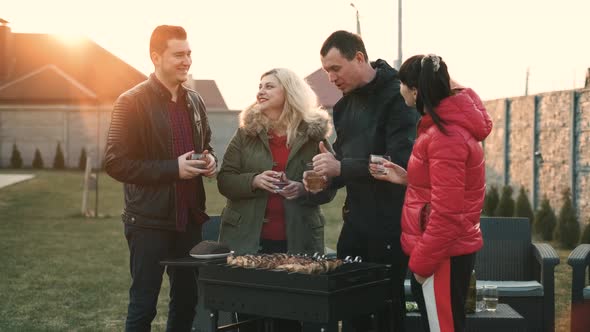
[369,154,391,175]
[304,163,326,192]
[484,285,498,312]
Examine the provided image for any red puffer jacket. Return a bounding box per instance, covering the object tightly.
[401,88,492,278]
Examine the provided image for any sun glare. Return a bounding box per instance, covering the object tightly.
[53,34,86,46]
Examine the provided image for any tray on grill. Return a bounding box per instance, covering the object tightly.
[201,261,388,293]
[198,262,393,323]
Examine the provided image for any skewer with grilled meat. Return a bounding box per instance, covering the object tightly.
[226,253,344,274]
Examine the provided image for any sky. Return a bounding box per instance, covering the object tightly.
[4,0,590,110]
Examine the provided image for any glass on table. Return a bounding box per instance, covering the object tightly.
[475,286,485,313]
[484,285,498,312]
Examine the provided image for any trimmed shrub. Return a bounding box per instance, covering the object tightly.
[32,148,44,169]
[483,185,500,216]
[53,142,66,169]
[494,185,515,217]
[535,196,557,241]
[515,187,535,228]
[10,143,23,169]
[556,188,580,249]
[580,220,590,244]
[78,148,87,171]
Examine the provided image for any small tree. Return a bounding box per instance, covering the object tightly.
[494,185,515,217]
[483,185,500,216]
[556,188,580,249]
[32,148,44,169]
[515,187,535,228]
[53,142,66,169]
[10,143,23,169]
[535,196,557,241]
[78,148,87,171]
[580,220,590,244]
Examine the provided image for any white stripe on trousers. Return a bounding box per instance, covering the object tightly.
[422,275,441,332]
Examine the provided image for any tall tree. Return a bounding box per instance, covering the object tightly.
[78,148,87,171]
[556,188,580,249]
[515,186,535,228]
[10,143,23,169]
[535,195,557,241]
[53,142,66,169]
[483,185,500,216]
[494,185,515,217]
[32,148,44,169]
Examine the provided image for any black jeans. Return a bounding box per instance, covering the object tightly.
[337,221,409,332]
[124,222,201,332]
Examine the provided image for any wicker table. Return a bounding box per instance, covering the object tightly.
[406,303,526,332]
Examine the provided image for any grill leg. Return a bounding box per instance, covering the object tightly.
[302,321,338,332]
[264,318,273,332]
[209,310,219,331]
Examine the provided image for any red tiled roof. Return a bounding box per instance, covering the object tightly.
[0,32,146,104]
[305,68,342,109]
[0,64,97,102]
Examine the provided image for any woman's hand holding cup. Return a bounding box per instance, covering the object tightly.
[252,170,283,193]
[370,159,408,185]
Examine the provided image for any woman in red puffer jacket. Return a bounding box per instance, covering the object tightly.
[370,54,492,332]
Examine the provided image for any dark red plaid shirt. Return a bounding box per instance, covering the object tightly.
[167,87,199,232]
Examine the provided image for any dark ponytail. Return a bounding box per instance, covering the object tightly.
[399,54,452,134]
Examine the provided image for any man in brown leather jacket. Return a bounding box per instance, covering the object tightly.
[105,25,216,332]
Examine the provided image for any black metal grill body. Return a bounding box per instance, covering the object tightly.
[199,262,392,324]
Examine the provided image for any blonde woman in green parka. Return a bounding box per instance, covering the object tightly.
[217,68,337,256]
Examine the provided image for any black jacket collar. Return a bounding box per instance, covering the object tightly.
[148,74,188,101]
[353,59,398,95]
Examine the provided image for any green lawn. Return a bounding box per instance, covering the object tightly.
[0,170,574,331]
[0,170,344,331]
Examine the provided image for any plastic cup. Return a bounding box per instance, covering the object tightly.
[304,163,326,192]
[476,286,485,313]
[369,154,391,175]
[190,153,208,169]
[484,285,498,312]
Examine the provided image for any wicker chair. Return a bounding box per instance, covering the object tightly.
[567,244,590,332]
[404,217,559,331]
[202,215,221,241]
[473,217,560,331]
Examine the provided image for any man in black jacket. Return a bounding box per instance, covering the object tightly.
[310,30,419,331]
[105,25,216,332]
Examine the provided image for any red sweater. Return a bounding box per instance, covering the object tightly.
[261,132,290,240]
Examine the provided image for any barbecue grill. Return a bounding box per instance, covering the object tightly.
[198,259,392,331]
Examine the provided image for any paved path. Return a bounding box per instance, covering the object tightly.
[0,174,35,189]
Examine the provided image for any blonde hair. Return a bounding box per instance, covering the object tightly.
[246,68,327,146]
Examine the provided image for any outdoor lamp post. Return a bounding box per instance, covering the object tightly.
[350,3,361,36]
[395,0,402,69]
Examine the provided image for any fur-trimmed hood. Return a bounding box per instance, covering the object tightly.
[239,105,333,140]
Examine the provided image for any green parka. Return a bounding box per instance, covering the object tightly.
[217,107,337,254]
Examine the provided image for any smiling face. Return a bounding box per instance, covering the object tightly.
[152,39,191,86]
[320,47,364,94]
[400,82,418,107]
[256,74,285,118]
